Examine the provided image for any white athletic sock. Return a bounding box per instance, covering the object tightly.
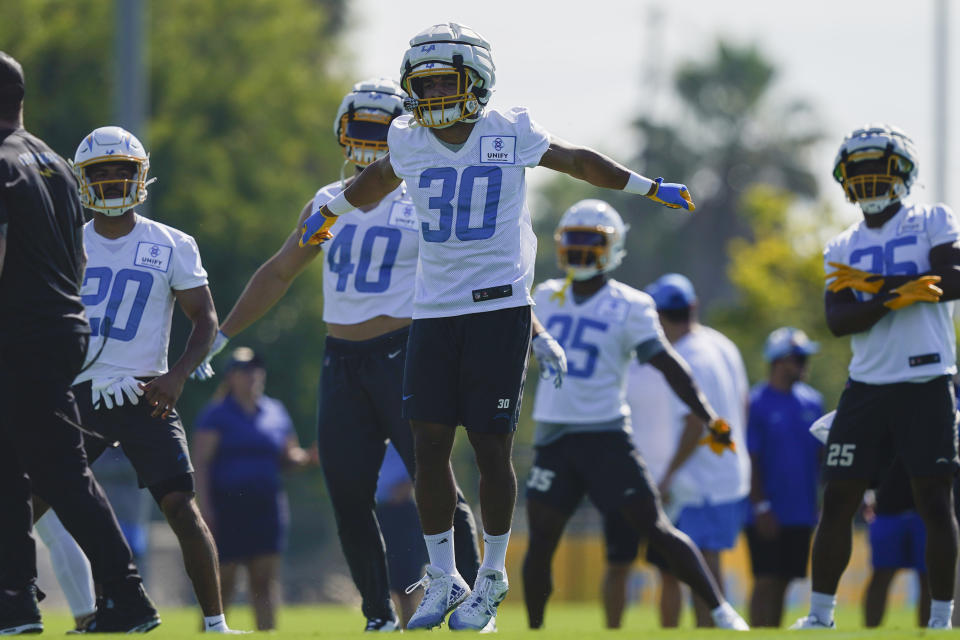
[810,591,836,625]
[204,614,228,632]
[479,529,511,575]
[930,599,954,624]
[35,512,96,620]
[424,528,456,575]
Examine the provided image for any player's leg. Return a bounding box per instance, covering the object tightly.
[447,307,531,631]
[600,510,640,629]
[522,437,582,629]
[2,340,157,632]
[318,336,396,626]
[378,327,480,586]
[864,513,903,627]
[34,511,96,630]
[864,568,896,627]
[219,562,240,612]
[246,554,280,631]
[522,499,573,629]
[796,380,888,629]
[899,376,959,628]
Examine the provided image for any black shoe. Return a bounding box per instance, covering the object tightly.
[85,582,160,633]
[364,617,399,632]
[0,585,43,635]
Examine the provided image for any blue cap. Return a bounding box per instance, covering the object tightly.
[645,273,697,311]
[764,327,819,362]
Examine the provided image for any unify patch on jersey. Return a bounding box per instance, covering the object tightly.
[594,297,629,323]
[479,136,516,164]
[898,212,926,235]
[387,200,419,232]
[134,241,172,272]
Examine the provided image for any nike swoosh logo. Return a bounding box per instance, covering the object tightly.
[388,350,402,359]
[403,394,414,401]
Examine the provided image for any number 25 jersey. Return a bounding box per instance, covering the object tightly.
[75,214,208,384]
[824,202,959,384]
[532,279,665,424]
[388,107,551,319]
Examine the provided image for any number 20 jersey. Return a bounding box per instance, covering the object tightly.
[532,279,665,424]
[75,214,208,384]
[387,107,551,319]
[315,182,418,324]
[824,202,959,384]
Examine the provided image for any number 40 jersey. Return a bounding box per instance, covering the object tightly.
[75,214,208,384]
[532,279,665,424]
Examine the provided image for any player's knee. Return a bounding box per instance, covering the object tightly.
[820,482,865,521]
[160,491,202,532]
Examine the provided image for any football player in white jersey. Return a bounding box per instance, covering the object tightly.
[521,200,748,630]
[191,79,481,632]
[53,126,240,633]
[792,125,960,630]
[299,23,692,632]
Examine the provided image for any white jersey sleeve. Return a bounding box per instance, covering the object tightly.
[75,215,209,384]
[387,107,550,318]
[316,181,418,324]
[532,279,662,424]
[824,202,958,383]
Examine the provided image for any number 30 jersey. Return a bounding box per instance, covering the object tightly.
[388,107,551,319]
[824,202,959,384]
[315,182,419,324]
[532,279,665,424]
[75,214,208,384]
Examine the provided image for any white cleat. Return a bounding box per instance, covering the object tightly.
[404,566,470,630]
[711,602,749,630]
[789,615,836,629]
[928,618,952,630]
[448,569,509,632]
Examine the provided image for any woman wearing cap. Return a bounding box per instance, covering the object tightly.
[192,348,310,630]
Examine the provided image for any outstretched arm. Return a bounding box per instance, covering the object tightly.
[537,138,694,210]
[300,155,401,245]
[221,200,321,337]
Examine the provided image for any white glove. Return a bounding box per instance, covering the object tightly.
[808,410,835,444]
[532,332,567,389]
[91,376,144,410]
[191,330,230,381]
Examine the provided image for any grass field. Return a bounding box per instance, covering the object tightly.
[36,603,933,638]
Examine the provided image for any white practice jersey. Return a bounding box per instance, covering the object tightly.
[316,182,418,324]
[824,202,959,384]
[625,361,677,484]
[668,326,751,506]
[75,215,208,383]
[532,279,664,424]
[388,107,551,318]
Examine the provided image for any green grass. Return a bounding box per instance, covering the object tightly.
[37,603,935,638]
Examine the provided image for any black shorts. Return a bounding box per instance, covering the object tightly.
[402,306,531,433]
[525,431,658,515]
[746,525,813,579]
[74,379,193,490]
[824,376,959,481]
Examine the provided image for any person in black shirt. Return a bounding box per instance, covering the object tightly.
[0,50,159,634]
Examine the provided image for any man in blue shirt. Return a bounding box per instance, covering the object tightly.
[746,327,823,627]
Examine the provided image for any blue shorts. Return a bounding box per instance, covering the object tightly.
[212,488,289,563]
[676,498,747,552]
[869,511,927,572]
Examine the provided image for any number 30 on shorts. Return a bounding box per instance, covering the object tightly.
[825,443,856,467]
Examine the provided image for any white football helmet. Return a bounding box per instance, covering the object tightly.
[833,124,918,214]
[334,78,406,167]
[555,199,628,281]
[400,22,495,129]
[72,126,152,216]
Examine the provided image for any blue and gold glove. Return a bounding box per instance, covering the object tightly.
[299,209,337,247]
[647,177,696,211]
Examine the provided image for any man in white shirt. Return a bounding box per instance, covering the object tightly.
[793,125,960,630]
[618,273,750,628]
[298,23,697,632]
